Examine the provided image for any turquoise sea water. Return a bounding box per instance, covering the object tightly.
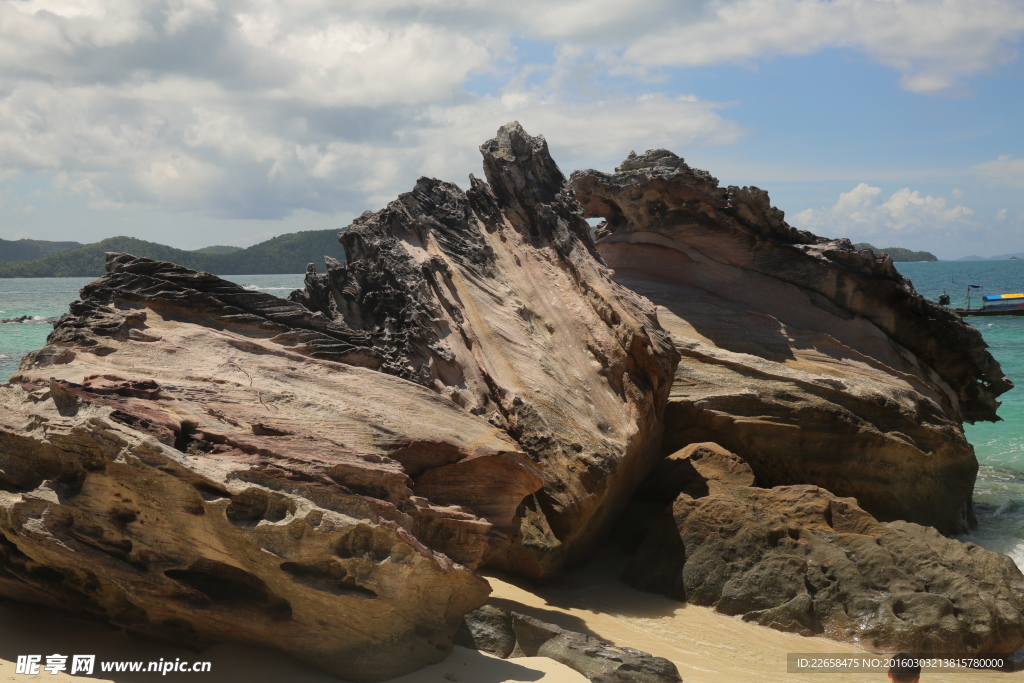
[0,275,305,385]
[895,261,1024,566]
[3,264,1024,566]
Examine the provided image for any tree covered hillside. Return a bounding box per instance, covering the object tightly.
[0,230,343,277]
[0,238,83,262]
[853,243,938,262]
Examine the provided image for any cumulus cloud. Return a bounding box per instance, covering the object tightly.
[975,155,1024,188]
[617,0,1024,94]
[0,0,1020,224]
[793,183,978,238]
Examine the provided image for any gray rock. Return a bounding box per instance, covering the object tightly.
[455,605,517,658]
[510,612,682,682]
[624,444,1024,655]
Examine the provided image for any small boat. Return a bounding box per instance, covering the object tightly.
[953,292,1024,317]
[241,284,260,291]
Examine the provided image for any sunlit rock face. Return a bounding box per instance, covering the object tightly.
[0,255,548,681]
[290,123,680,580]
[572,150,1011,535]
[0,122,681,680]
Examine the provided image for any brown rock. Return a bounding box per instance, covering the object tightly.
[289,122,679,579]
[571,149,1010,534]
[624,445,1024,655]
[0,256,549,681]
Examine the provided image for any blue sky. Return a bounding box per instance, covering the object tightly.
[0,0,1022,260]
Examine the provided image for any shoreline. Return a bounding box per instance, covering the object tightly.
[4,551,1023,683]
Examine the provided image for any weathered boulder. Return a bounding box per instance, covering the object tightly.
[0,256,548,682]
[455,604,518,658]
[624,444,1024,654]
[457,605,682,682]
[571,150,1010,534]
[289,122,679,579]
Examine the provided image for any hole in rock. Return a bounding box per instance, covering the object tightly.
[279,560,377,598]
[225,488,295,527]
[333,525,392,563]
[164,559,291,619]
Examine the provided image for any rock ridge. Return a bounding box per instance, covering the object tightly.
[572,149,1009,533]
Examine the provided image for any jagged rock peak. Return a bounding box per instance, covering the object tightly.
[614,148,719,187]
[289,122,680,580]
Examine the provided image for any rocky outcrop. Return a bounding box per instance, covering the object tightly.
[288,123,679,579]
[0,122,680,678]
[623,444,1024,655]
[572,150,1010,534]
[0,255,550,681]
[457,606,682,682]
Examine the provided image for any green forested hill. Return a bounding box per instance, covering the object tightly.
[853,243,938,262]
[0,230,343,277]
[0,238,83,262]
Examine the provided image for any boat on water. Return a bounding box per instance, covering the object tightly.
[241,284,260,291]
[950,291,1024,317]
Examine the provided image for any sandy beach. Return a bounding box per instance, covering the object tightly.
[3,550,1021,683]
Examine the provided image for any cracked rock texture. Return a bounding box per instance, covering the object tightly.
[289,123,679,579]
[572,150,1011,534]
[0,254,549,682]
[0,122,679,679]
[623,444,1024,655]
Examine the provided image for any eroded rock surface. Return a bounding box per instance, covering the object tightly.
[572,150,1010,534]
[457,606,682,682]
[0,122,681,678]
[0,255,550,682]
[624,444,1024,655]
[289,123,679,579]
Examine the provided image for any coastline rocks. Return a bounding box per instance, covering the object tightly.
[288,122,679,580]
[624,444,1024,654]
[0,256,548,681]
[457,606,682,682]
[571,150,1010,534]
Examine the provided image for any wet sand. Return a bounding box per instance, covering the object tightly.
[1,551,1021,682]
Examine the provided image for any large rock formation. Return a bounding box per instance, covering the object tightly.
[0,256,547,681]
[572,151,1010,534]
[0,123,679,678]
[623,444,1024,655]
[289,123,679,578]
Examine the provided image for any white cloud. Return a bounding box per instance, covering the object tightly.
[975,155,1024,188]
[513,0,1024,94]
[996,209,1009,221]
[0,0,1019,225]
[793,183,978,238]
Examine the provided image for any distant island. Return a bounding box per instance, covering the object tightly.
[853,243,938,262]
[957,252,1024,261]
[0,230,342,277]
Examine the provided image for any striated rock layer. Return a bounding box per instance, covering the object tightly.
[289,123,679,579]
[624,444,1024,655]
[572,151,1011,534]
[0,255,550,681]
[0,123,679,678]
